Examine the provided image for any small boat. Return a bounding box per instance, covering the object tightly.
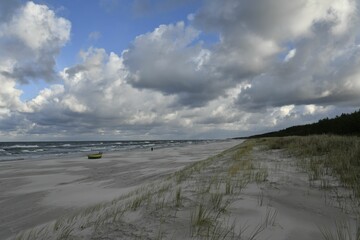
[87,152,102,159]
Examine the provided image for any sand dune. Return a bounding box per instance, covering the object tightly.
[2,139,358,239]
[0,140,240,239]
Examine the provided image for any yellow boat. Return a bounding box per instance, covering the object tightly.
[87,152,102,159]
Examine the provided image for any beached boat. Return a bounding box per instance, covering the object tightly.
[87,152,102,159]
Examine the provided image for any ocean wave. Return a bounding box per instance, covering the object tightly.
[0,140,207,161]
[92,147,106,150]
[80,148,92,152]
[4,145,39,149]
[144,143,155,146]
[21,149,44,153]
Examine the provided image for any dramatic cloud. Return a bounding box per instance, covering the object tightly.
[1,0,359,140]
[124,21,233,107]
[19,48,179,138]
[193,0,360,110]
[125,0,360,111]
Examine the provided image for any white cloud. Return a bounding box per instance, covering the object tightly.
[25,48,178,134]
[1,0,360,140]
[0,1,70,116]
[123,21,233,106]
[23,85,65,113]
[196,0,360,110]
[195,0,356,40]
[0,76,22,112]
[2,1,70,50]
[0,1,70,84]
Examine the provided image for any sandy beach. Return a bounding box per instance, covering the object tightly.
[0,140,241,239]
[2,139,359,239]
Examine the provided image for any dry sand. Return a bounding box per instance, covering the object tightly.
[2,139,358,239]
[0,140,241,239]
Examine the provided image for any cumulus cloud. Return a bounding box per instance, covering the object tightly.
[192,0,360,110]
[122,17,279,108]
[123,21,234,107]
[14,46,247,139]
[18,48,181,137]
[194,0,356,40]
[0,75,22,112]
[0,1,71,83]
[0,1,70,115]
[236,5,360,109]
[1,0,360,140]
[125,0,360,112]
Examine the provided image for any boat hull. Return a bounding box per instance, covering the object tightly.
[87,153,102,159]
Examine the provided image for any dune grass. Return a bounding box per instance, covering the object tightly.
[12,140,284,239]
[259,135,360,240]
[319,219,360,240]
[260,135,360,197]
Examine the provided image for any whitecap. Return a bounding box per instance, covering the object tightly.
[5,145,39,149]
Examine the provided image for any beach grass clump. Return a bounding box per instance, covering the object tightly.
[229,159,254,176]
[190,203,214,237]
[13,140,279,240]
[15,220,76,240]
[232,140,254,161]
[210,193,230,213]
[225,178,234,195]
[15,229,41,240]
[210,193,224,211]
[207,221,236,240]
[261,136,360,198]
[319,220,360,240]
[257,190,264,206]
[191,204,213,227]
[110,207,125,223]
[130,195,144,211]
[255,167,268,183]
[154,194,169,211]
[263,207,278,228]
[56,225,74,239]
[228,140,269,188]
[174,187,182,207]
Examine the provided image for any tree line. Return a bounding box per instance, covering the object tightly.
[245,109,360,138]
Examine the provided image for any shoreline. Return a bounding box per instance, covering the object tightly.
[0,139,241,239]
[4,137,359,239]
[0,140,218,163]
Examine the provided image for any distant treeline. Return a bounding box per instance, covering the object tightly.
[244,109,360,138]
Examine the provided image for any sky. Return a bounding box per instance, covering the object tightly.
[0,0,359,141]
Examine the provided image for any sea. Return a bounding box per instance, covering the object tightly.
[0,140,215,162]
